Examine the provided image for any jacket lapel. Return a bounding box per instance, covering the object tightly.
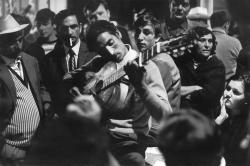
[21,53,36,92]
[54,43,68,73]
[77,41,97,67]
[77,42,86,67]
[0,63,16,103]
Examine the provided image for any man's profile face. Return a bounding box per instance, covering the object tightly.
[96,32,128,63]
[37,19,55,38]
[57,15,81,47]
[135,24,156,51]
[195,33,213,58]
[170,0,190,21]
[85,4,110,24]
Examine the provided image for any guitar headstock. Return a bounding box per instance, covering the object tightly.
[159,33,194,58]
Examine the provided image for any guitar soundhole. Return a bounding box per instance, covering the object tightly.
[95,80,104,93]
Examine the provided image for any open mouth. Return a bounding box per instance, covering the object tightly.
[175,11,184,17]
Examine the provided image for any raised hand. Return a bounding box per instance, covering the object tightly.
[124,60,146,89]
[66,87,102,122]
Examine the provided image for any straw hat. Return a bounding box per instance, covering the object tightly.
[0,14,29,35]
[187,7,210,20]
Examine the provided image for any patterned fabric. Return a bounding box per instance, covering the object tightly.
[2,71,40,147]
[68,48,76,71]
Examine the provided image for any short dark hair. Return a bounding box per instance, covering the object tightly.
[83,0,109,14]
[134,13,161,38]
[55,9,80,28]
[86,20,118,52]
[169,0,198,8]
[35,8,55,24]
[159,109,222,166]
[190,26,217,55]
[210,10,230,28]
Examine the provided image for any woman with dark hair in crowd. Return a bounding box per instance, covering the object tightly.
[215,71,250,166]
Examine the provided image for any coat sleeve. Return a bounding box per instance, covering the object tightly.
[0,79,14,152]
[137,60,172,121]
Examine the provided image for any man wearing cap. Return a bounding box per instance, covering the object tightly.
[0,15,51,163]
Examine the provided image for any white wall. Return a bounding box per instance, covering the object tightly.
[49,0,67,14]
[200,0,213,15]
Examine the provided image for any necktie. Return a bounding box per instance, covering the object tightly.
[68,48,76,72]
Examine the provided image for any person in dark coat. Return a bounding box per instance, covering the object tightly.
[176,27,225,118]
[41,9,96,116]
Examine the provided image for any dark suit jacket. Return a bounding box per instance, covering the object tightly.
[42,41,96,115]
[0,52,51,150]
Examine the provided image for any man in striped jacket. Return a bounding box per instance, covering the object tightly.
[0,15,51,164]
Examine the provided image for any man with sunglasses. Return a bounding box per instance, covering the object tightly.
[0,15,51,164]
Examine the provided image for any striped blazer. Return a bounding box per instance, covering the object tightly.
[0,52,51,150]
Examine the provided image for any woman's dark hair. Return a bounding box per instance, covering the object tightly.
[86,20,118,52]
[134,13,162,39]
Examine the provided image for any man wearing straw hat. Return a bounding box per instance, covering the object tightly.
[0,14,51,164]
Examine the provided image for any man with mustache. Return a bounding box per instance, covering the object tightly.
[0,15,51,164]
[41,9,96,115]
[176,27,225,118]
[161,0,197,40]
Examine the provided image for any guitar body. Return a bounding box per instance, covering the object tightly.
[82,61,127,112]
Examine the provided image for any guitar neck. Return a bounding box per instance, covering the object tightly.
[97,35,188,92]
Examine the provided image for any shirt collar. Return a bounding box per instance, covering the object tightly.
[116,44,138,68]
[212,27,226,34]
[64,40,81,56]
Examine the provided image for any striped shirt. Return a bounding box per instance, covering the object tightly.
[2,70,40,147]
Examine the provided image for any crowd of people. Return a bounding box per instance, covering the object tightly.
[0,0,250,165]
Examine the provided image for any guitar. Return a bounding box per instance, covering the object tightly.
[65,34,193,112]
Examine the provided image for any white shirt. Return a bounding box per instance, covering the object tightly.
[9,56,24,80]
[116,45,138,103]
[65,40,80,72]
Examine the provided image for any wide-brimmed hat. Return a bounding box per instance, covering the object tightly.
[187,7,210,20]
[0,14,29,35]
